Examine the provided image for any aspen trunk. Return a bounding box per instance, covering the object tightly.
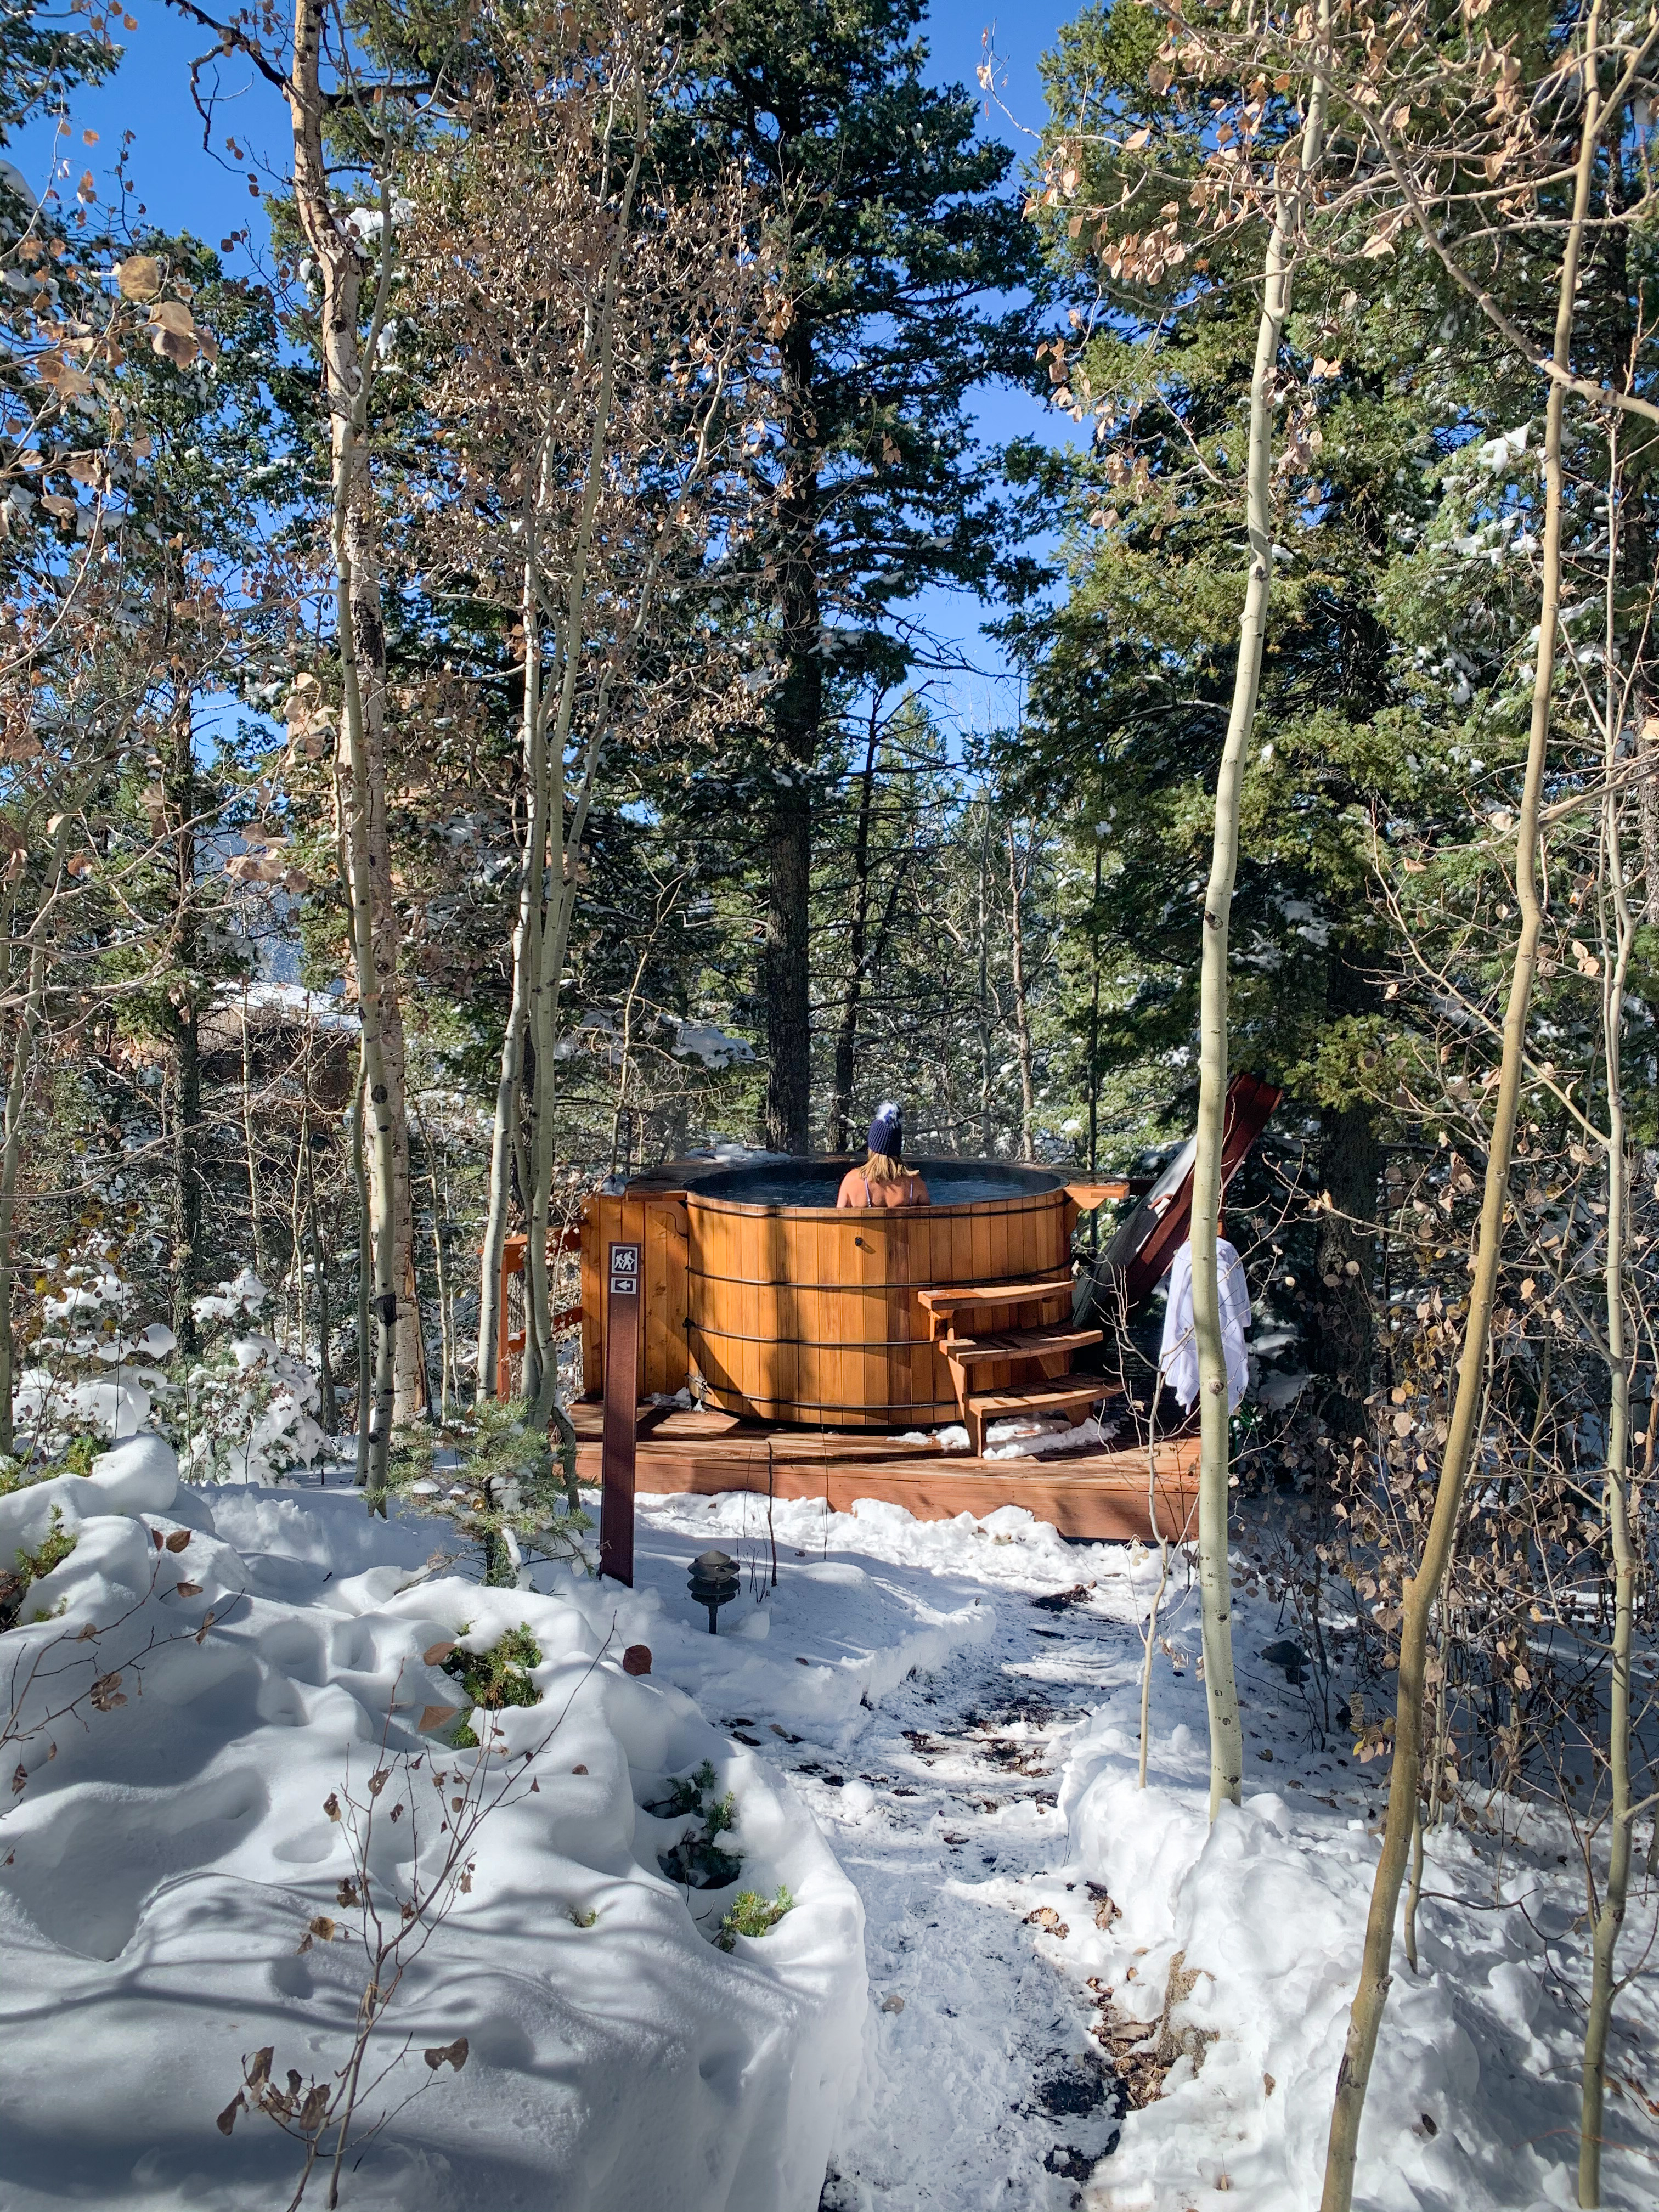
[477,431,554,1402]
[1579,481,1640,2212]
[524,115,648,1430]
[287,0,411,1463]
[1320,15,1600,2202]
[351,1073,371,1490]
[1191,0,1330,1821]
[303,140,403,1497]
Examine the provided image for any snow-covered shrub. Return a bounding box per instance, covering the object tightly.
[9,1244,176,1472]
[184,1270,328,1485]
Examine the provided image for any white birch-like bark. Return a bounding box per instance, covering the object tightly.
[1320,11,1603,2202]
[1190,0,1331,1821]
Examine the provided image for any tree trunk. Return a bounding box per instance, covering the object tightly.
[165,703,202,1353]
[978,798,995,1153]
[827,704,882,1154]
[764,314,821,1157]
[304,1130,337,1432]
[239,988,270,1285]
[0,834,64,1457]
[352,1069,371,1489]
[1579,457,1640,2211]
[764,774,813,1153]
[1008,823,1036,1158]
[1086,842,1103,1183]
[477,430,554,1402]
[287,1,408,1471]
[1190,0,1331,1824]
[527,127,646,1429]
[1320,15,1600,2201]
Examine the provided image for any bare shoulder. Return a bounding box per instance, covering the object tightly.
[836,1168,866,1208]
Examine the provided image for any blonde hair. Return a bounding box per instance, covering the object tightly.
[865,1149,906,1184]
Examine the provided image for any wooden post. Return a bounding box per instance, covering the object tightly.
[600,1239,640,1585]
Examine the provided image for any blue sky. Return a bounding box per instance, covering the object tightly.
[10,0,1082,722]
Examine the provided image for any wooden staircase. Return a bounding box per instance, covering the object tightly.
[916,1274,1107,1457]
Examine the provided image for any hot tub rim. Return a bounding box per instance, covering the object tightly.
[681,1158,1067,1221]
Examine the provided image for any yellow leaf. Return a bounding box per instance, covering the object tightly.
[1361,232,1396,259]
[1125,126,1150,151]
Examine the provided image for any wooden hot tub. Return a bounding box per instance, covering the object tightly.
[582,1158,1087,1429]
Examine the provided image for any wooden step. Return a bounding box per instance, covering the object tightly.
[941,1325,1104,1367]
[960,1374,1110,1457]
[917,1273,1074,1318]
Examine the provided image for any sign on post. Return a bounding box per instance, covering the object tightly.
[600,1241,640,1585]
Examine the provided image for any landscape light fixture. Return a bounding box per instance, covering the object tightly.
[687,1548,740,1634]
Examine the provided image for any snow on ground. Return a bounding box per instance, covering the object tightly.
[630,1486,1659,2212]
[0,1452,862,2211]
[5,1455,1658,2212]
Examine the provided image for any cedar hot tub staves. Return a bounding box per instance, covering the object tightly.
[579,1158,1127,1430]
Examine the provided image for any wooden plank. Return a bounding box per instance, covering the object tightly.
[966,1377,1109,1420]
[599,1238,641,1585]
[663,1198,690,1397]
[1065,1181,1130,1210]
[640,1199,689,1400]
[944,1326,1103,1364]
[918,1273,1073,1315]
[569,1399,1200,1544]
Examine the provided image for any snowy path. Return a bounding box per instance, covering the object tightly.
[631,1485,1659,2212]
[811,1609,1131,2209]
[627,1492,1150,2209]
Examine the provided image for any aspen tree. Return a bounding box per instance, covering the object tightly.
[1320,8,1612,2199]
[1188,0,1331,1819]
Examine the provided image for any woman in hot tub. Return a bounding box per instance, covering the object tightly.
[836,1101,931,1209]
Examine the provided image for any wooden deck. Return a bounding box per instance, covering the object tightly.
[572,1400,1199,1543]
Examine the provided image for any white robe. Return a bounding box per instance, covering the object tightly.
[1158,1238,1250,1414]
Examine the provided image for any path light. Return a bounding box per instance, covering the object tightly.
[688,1549,740,1634]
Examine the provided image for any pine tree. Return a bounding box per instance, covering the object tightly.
[676,0,1039,1149]
[1005,0,1541,1440]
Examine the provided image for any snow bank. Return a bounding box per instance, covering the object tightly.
[0,1432,181,1559]
[0,1477,865,2211]
[1057,1709,1602,2211]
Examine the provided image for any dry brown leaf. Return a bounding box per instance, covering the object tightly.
[116,254,162,300]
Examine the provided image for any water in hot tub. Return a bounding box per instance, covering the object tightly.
[686,1163,1058,1207]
